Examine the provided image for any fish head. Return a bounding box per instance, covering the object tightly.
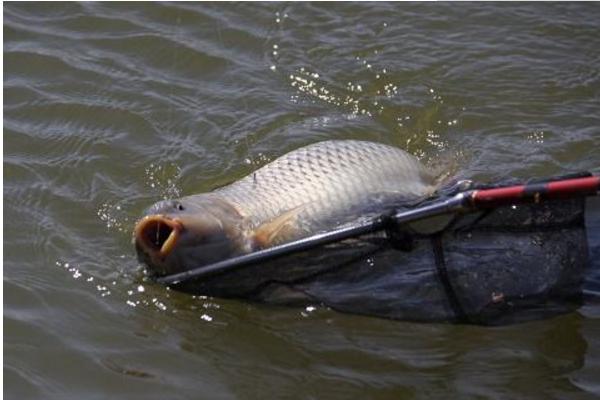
[133,197,245,277]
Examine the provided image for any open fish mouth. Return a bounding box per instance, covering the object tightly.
[134,215,182,259]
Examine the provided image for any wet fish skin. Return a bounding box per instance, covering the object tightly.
[219,140,437,222]
[134,196,248,276]
[134,140,440,276]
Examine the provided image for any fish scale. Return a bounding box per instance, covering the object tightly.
[216,140,438,229]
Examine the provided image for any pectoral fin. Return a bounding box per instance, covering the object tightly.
[253,206,305,249]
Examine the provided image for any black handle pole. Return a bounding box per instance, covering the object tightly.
[157,175,599,286]
[156,194,469,285]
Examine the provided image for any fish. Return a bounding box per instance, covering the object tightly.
[134,140,442,277]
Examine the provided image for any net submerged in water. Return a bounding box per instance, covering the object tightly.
[169,180,590,325]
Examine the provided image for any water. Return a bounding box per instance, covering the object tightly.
[3,2,600,399]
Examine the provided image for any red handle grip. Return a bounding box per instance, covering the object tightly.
[470,176,599,208]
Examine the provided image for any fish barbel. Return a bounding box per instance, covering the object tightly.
[134,140,441,276]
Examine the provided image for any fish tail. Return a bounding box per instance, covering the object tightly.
[426,150,463,192]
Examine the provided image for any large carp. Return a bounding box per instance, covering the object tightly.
[134,140,442,277]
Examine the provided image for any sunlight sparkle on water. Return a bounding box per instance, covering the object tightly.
[144,162,182,200]
[527,131,545,144]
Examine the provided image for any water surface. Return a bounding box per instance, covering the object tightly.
[4,2,600,399]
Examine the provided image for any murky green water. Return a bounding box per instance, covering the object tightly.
[4,2,600,399]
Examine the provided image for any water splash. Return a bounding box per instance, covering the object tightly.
[144,162,182,200]
[288,68,371,116]
[97,202,130,233]
[55,260,113,297]
[243,151,272,167]
[300,304,319,318]
[55,258,221,322]
[527,130,545,144]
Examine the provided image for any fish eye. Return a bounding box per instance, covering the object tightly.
[176,203,184,211]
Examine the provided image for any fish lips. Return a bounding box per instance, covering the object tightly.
[134,215,183,264]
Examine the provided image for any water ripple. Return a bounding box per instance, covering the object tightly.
[4,2,600,399]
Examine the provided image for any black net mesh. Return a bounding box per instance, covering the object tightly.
[175,184,589,324]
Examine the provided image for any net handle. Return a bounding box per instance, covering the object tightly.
[469,176,599,208]
[157,175,599,286]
